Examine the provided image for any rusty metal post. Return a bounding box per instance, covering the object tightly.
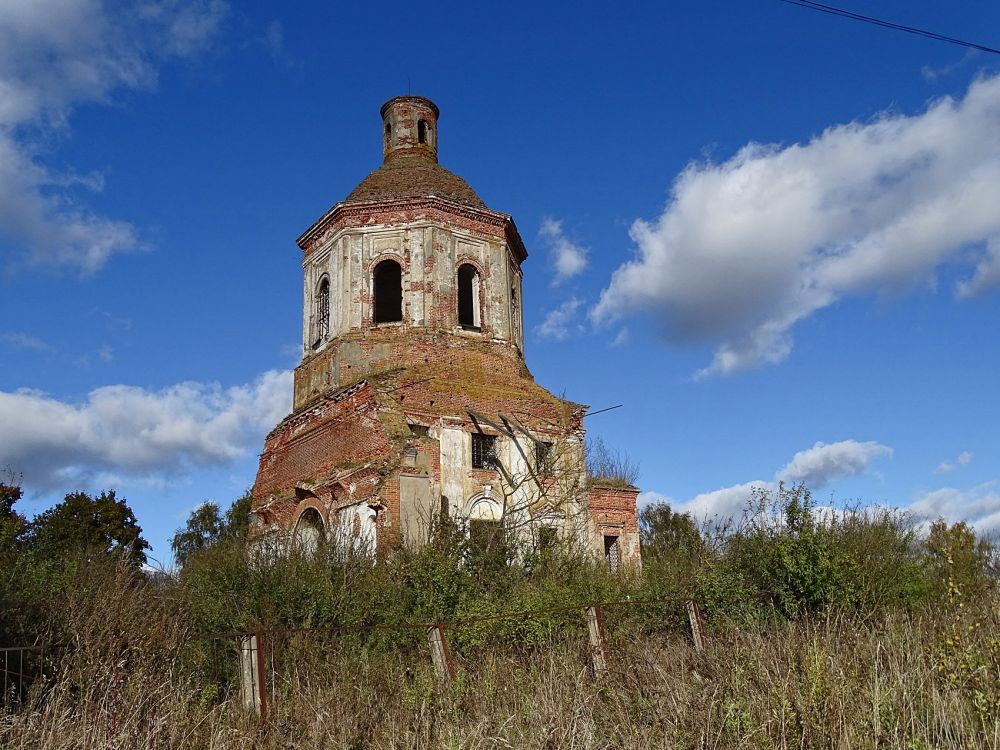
[687,599,705,653]
[427,624,455,688]
[585,605,607,677]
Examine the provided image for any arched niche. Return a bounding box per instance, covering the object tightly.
[292,507,325,554]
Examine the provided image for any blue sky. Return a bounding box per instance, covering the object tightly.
[2,0,1000,564]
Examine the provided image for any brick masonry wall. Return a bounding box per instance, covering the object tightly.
[587,484,642,567]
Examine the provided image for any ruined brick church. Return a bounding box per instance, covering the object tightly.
[251,96,639,568]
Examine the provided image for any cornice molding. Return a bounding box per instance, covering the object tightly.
[297,196,528,263]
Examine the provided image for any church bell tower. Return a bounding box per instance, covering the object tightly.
[252,96,640,567]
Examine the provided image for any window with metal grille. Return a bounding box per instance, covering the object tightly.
[471,433,497,469]
[604,534,620,574]
[535,440,554,475]
[314,277,330,346]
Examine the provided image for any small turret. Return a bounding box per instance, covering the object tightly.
[381,95,439,163]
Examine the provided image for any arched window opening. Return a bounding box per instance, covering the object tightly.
[457,264,481,328]
[373,259,403,324]
[314,276,330,347]
[293,508,325,554]
[467,495,506,568]
[417,119,427,144]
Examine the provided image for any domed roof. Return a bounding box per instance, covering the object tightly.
[345,155,486,209]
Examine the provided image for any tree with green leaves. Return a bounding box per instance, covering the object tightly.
[639,502,704,565]
[1,469,27,545]
[26,489,150,566]
[171,488,253,567]
[171,502,225,567]
[925,519,997,605]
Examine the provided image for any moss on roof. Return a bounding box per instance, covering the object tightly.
[346,156,486,208]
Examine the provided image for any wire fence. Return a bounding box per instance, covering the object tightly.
[1,596,708,725]
[1,644,64,710]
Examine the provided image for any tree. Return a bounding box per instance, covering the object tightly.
[225,488,253,540]
[171,489,254,567]
[639,502,703,565]
[171,502,225,567]
[0,469,27,543]
[925,519,996,605]
[26,490,150,566]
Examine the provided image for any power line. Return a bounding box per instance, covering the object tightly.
[779,0,1000,57]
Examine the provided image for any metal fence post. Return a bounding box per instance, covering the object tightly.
[585,605,607,677]
[427,624,455,688]
[686,599,705,653]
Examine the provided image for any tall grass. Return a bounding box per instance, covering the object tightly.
[4,489,1000,748]
[4,603,1000,748]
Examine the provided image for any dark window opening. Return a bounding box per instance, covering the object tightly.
[535,441,554,475]
[538,525,558,552]
[457,264,480,328]
[373,259,402,323]
[469,518,506,569]
[471,433,498,469]
[314,277,330,348]
[417,119,427,144]
[604,535,620,574]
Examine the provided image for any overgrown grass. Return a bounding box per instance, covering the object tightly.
[4,603,1000,748]
[4,485,1000,748]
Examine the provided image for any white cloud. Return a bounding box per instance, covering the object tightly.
[0,369,290,492]
[934,450,974,475]
[683,480,771,522]
[776,440,893,488]
[539,218,588,284]
[0,331,53,352]
[609,327,629,347]
[643,438,892,522]
[0,0,228,273]
[535,297,585,341]
[908,481,1000,533]
[592,74,1000,377]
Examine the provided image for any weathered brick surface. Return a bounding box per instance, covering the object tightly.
[252,96,641,566]
[587,484,641,566]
